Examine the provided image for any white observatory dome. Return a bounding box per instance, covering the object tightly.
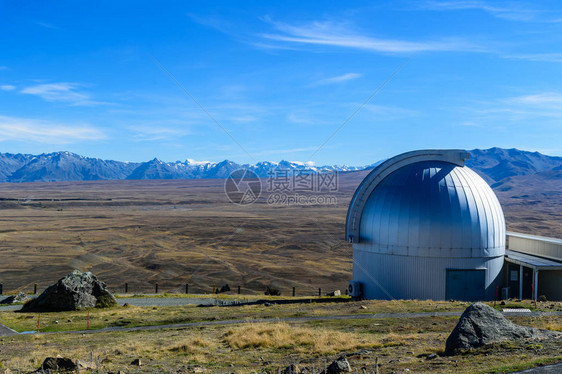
[346,150,505,301]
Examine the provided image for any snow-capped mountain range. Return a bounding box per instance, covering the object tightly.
[0,151,370,183]
[0,148,560,184]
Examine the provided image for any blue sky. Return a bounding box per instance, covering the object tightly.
[1,1,562,165]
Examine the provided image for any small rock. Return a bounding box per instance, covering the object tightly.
[192,366,204,373]
[360,305,367,309]
[321,356,351,373]
[0,292,30,305]
[500,301,506,305]
[426,353,437,360]
[130,358,142,366]
[283,363,300,374]
[327,290,341,297]
[77,360,96,370]
[39,357,77,371]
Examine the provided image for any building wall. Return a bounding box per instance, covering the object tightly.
[507,233,562,261]
[352,249,504,300]
[539,270,562,301]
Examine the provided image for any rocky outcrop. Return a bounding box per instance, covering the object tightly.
[21,270,117,312]
[0,292,30,304]
[445,302,562,355]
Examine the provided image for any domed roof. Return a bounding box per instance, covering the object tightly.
[346,150,505,258]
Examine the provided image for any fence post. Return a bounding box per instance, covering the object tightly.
[292,287,296,297]
[34,283,38,294]
[237,285,241,294]
[185,283,189,294]
[125,283,128,293]
[318,288,321,297]
[212,284,216,294]
[155,283,159,294]
[0,283,3,295]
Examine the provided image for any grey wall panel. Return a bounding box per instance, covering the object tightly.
[352,249,504,300]
[538,271,562,301]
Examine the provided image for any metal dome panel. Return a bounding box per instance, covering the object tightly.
[357,161,505,258]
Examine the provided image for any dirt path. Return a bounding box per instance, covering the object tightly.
[0,322,18,336]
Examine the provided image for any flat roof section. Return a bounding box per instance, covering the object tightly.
[505,249,562,270]
[507,231,562,246]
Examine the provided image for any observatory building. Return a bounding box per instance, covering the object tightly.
[346,150,506,301]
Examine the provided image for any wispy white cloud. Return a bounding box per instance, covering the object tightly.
[504,53,562,63]
[0,115,106,143]
[21,82,105,106]
[504,92,562,109]
[421,1,540,21]
[287,112,317,125]
[34,21,60,30]
[0,85,16,91]
[311,73,361,86]
[251,146,319,157]
[229,115,259,122]
[259,19,483,53]
[128,125,191,141]
[362,104,419,119]
[459,92,562,126]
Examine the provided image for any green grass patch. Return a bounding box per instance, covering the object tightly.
[487,356,562,373]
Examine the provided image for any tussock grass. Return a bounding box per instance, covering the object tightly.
[170,335,219,355]
[544,317,562,332]
[223,322,380,354]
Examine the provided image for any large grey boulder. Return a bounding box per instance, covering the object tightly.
[21,270,117,312]
[445,302,562,355]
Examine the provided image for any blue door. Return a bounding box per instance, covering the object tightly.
[446,269,486,301]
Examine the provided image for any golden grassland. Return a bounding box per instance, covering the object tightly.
[0,171,560,296]
[0,300,561,373]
